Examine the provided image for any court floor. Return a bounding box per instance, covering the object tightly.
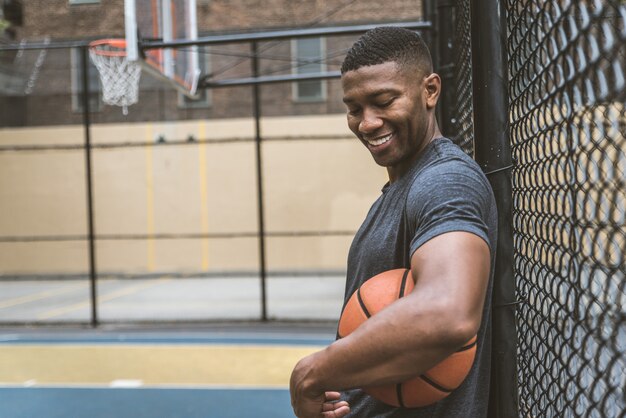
[0,276,345,322]
[0,323,336,417]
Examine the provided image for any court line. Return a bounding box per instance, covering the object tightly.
[0,382,290,390]
[37,277,172,320]
[1,337,334,346]
[198,121,210,271]
[0,332,335,346]
[145,124,156,271]
[0,283,86,310]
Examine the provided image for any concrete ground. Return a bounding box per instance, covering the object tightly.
[0,275,346,324]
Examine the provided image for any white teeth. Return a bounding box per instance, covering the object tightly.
[366,133,392,146]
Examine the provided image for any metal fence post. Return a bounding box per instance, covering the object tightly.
[251,41,268,321]
[81,45,98,327]
[436,0,455,137]
[422,0,437,71]
[469,0,518,417]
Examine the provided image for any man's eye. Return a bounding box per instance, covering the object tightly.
[347,108,361,116]
[378,98,394,107]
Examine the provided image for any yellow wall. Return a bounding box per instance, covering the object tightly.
[0,115,387,276]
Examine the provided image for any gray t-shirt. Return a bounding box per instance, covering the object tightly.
[341,137,498,418]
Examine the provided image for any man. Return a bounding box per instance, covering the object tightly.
[290,27,497,418]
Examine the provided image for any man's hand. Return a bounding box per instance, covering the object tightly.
[291,390,350,418]
[290,354,350,418]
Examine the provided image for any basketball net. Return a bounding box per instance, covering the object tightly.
[89,39,141,115]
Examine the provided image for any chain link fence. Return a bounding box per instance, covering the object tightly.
[0,24,426,324]
[507,2,625,416]
[452,1,625,416]
[449,0,474,156]
[2,1,625,413]
[0,39,358,323]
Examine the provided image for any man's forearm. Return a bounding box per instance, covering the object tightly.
[293,291,472,396]
[291,233,490,408]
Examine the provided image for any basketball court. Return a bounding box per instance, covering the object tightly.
[5,0,623,417]
[0,324,335,417]
[1,1,363,416]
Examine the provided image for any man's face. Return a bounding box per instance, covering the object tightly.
[342,61,436,180]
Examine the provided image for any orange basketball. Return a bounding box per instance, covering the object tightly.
[337,268,477,408]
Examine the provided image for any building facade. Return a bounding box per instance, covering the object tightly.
[1,0,423,126]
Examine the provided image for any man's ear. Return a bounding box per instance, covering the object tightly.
[424,73,441,109]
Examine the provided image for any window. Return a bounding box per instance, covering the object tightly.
[70,48,101,112]
[292,38,326,102]
[68,0,100,4]
[178,51,211,108]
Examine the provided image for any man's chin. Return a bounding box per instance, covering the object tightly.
[367,148,396,166]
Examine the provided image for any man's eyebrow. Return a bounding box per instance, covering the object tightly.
[342,89,399,104]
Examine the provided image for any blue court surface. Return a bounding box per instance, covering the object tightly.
[0,387,292,418]
[0,323,337,418]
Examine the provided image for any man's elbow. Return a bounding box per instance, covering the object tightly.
[437,305,482,350]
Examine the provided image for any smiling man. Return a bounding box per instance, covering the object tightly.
[290,27,498,418]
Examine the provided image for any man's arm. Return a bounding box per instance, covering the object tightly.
[290,231,491,417]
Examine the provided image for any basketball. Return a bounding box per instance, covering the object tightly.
[337,268,477,408]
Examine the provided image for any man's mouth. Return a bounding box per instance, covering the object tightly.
[364,133,393,147]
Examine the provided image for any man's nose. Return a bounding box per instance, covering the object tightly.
[358,109,383,134]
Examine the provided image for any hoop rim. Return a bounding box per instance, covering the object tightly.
[89,38,128,57]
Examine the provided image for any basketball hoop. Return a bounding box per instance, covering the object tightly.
[89,39,141,115]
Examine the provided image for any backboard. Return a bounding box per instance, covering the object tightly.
[125,0,201,98]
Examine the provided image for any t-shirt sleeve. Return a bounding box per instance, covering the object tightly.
[407,159,495,258]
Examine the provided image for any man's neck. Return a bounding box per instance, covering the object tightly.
[387,128,443,183]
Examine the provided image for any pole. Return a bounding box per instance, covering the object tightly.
[422,0,437,80]
[436,0,455,137]
[251,41,268,321]
[141,21,431,50]
[81,46,98,327]
[470,1,518,417]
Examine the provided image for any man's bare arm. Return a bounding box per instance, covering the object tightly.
[290,231,491,415]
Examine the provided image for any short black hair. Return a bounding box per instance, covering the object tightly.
[341,27,432,75]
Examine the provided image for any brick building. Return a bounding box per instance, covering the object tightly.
[0,0,424,126]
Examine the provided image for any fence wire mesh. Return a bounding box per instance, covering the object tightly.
[505,1,625,417]
[450,1,625,416]
[449,0,474,156]
[0,30,385,324]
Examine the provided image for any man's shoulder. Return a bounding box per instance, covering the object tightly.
[409,138,485,186]
[427,137,479,169]
[404,139,495,215]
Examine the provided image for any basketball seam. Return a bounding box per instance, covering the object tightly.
[420,374,454,393]
[396,383,405,408]
[398,268,410,298]
[356,288,371,318]
[395,270,410,409]
[457,340,477,352]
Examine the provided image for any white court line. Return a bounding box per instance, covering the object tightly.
[0,335,19,342]
[0,283,86,310]
[109,379,143,388]
[37,277,172,320]
[0,382,289,390]
[0,331,335,344]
